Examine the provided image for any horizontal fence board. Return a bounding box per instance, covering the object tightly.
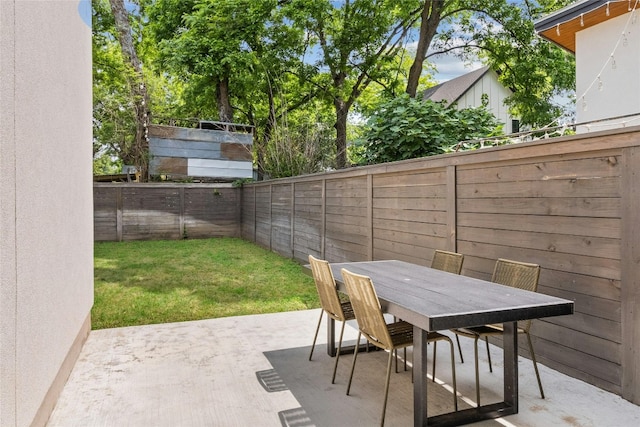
[457,240,621,280]
[534,320,620,364]
[458,226,620,259]
[535,337,621,392]
[373,197,446,211]
[541,268,621,301]
[373,170,447,186]
[373,184,446,198]
[372,247,429,266]
[457,197,620,217]
[457,176,620,198]
[457,213,620,239]
[374,219,448,238]
[457,155,621,184]
[373,208,446,224]
[373,228,445,248]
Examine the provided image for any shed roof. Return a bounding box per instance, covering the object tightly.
[535,0,635,53]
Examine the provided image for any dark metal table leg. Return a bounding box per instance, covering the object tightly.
[414,327,428,426]
[503,321,519,412]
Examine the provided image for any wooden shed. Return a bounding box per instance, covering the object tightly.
[148,123,253,181]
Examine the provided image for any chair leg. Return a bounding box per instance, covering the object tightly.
[455,334,464,363]
[404,347,407,371]
[526,331,545,399]
[380,348,394,427]
[446,338,458,411]
[395,348,408,373]
[474,336,481,407]
[332,320,346,384]
[431,341,437,382]
[346,332,361,396]
[309,310,324,361]
[485,336,493,373]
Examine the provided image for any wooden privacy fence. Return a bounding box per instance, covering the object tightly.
[94,183,241,241]
[241,126,640,405]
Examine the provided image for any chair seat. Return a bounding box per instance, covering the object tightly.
[386,321,414,347]
[339,301,356,321]
[454,324,525,338]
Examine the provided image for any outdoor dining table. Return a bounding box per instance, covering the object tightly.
[318,259,574,427]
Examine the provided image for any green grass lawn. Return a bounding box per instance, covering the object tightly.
[92,237,319,330]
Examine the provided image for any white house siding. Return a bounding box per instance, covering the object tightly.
[1,1,93,426]
[576,11,640,132]
[455,70,517,133]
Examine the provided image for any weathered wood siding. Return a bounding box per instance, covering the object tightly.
[94,183,241,241]
[148,124,253,179]
[241,126,640,404]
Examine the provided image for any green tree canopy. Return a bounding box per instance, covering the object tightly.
[353,94,502,165]
[92,0,577,177]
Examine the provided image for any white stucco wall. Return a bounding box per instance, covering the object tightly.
[1,1,94,426]
[576,11,640,132]
[454,70,517,133]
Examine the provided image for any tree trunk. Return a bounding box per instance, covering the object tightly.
[334,98,349,169]
[255,86,277,177]
[216,75,234,123]
[110,0,151,181]
[406,0,445,98]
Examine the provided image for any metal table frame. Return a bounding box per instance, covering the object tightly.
[311,260,573,427]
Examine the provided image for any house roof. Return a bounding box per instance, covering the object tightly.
[422,66,491,106]
[535,0,635,53]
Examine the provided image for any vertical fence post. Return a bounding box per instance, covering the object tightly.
[252,186,257,243]
[367,173,373,261]
[621,146,640,404]
[290,182,295,258]
[446,165,457,252]
[116,186,123,242]
[269,183,273,251]
[179,186,185,238]
[321,178,326,259]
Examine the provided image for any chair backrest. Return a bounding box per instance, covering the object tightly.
[492,258,541,331]
[431,250,464,274]
[308,255,346,321]
[341,268,393,350]
[491,258,540,292]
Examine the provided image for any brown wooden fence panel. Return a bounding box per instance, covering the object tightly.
[325,176,370,262]
[271,183,293,257]
[241,126,640,404]
[94,183,240,241]
[241,186,256,241]
[254,186,271,248]
[373,169,449,264]
[293,180,324,261]
[184,187,240,238]
[456,149,623,394]
[94,186,120,241]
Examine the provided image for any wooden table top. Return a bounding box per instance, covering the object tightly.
[328,260,574,331]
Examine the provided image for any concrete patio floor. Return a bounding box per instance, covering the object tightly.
[47,309,640,427]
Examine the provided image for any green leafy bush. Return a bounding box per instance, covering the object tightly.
[353,94,503,165]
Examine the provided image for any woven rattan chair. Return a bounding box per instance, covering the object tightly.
[308,255,356,384]
[431,250,464,275]
[342,268,458,427]
[452,258,543,406]
[430,250,466,365]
